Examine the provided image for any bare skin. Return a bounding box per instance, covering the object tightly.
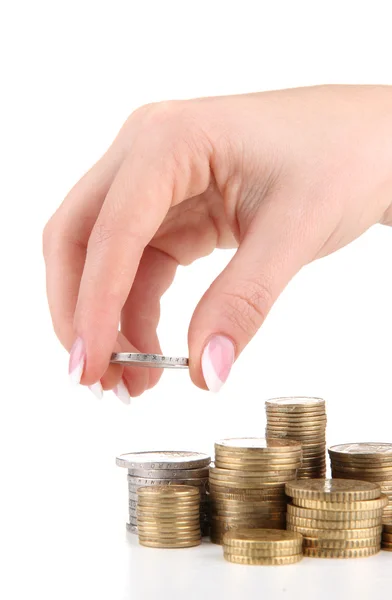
[43,85,392,399]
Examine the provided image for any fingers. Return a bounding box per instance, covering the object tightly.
[73,111,212,385]
[43,143,125,349]
[121,246,178,390]
[188,192,320,391]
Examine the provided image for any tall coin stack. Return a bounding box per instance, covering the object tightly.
[286,479,385,558]
[222,529,303,565]
[116,451,211,535]
[329,443,392,521]
[382,522,392,551]
[265,397,327,479]
[136,486,201,548]
[209,438,302,544]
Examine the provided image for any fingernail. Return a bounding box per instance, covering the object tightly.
[113,379,131,405]
[201,335,235,393]
[69,337,85,386]
[88,382,104,400]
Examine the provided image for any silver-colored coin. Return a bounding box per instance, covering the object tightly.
[127,466,209,478]
[126,522,138,534]
[128,476,209,487]
[111,352,188,369]
[117,451,211,470]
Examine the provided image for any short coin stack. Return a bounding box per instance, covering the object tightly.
[209,438,302,544]
[329,443,392,521]
[222,528,303,565]
[286,479,385,558]
[136,486,201,548]
[265,397,327,479]
[382,522,392,551]
[116,451,211,535]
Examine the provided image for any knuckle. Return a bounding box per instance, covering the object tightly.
[221,277,273,337]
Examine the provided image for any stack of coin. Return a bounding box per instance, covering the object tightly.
[222,528,303,565]
[209,438,302,544]
[116,451,211,535]
[136,486,201,548]
[329,443,392,521]
[265,397,327,479]
[382,522,392,551]
[286,479,385,558]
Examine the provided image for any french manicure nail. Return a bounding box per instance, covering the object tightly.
[201,335,235,393]
[89,382,104,400]
[69,337,85,386]
[113,379,131,405]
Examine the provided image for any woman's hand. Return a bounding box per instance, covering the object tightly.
[43,85,392,401]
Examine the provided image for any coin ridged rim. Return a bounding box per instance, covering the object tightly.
[303,537,381,549]
[139,539,201,548]
[222,547,302,557]
[136,485,200,496]
[294,495,389,511]
[223,529,302,546]
[303,546,380,558]
[285,479,381,501]
[287,524,383,539]
[127,467,210,478]
[331,472,392,482]
[214,461,301,471]
[330,462,392,474]
[287,504,384,521]
[209,491,286,501]
[223,553,302,565]
[286,514,382,529]
[215,438,302,453]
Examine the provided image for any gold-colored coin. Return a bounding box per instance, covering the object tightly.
[222,547,302,558]
[211,500,287,510]
[287,504,384,521]
[209,490,286,502]
[210,474,295,485]
[223,528,302,548]
[330,461,392,473]
[215,438,302,454]
[137,485,200,498]
[214,461,301,472]
[286,514,381,529]
[303,546,380,558]
[213,511,285,520]
[210,481,287,491]
[303,537,381,549]
[137,530,201,539]
[285,479,381,502]
[294,495,389,511]
[287,523,383,539]
[139,538,201,548]
[331,472,392,483]
[328,443,392,460]
[223,552,303,565]
[210,466,297,479]
[137,524,201,534]
[136,506,200,520]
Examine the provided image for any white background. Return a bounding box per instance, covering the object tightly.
[1,1,392,598]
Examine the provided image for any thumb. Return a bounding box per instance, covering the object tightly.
[188,199,316,392]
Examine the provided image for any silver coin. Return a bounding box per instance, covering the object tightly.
[111,352,188,369]
[126,522,138,534]
[127,476,209,487]
[117,451,211,470]
[127,466,209,479]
